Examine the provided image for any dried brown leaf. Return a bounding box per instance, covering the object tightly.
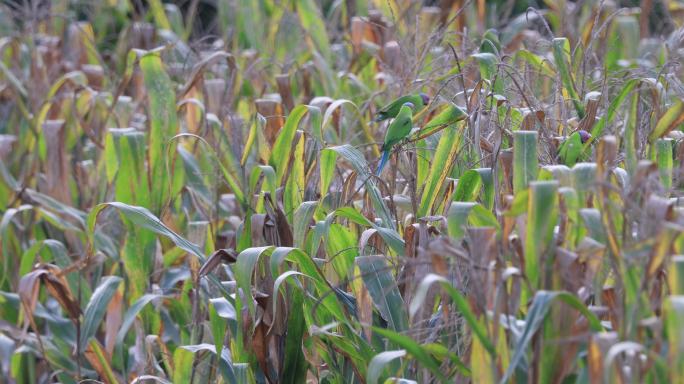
[588,332,618,384]
[42,269,81,321]
[251,213,267,246]
[255,99,284,146]
[204,78,227,116]
[198,248,238,277]
[84,339,122,384]
[42,119,70,203]
[18,269,46,329]
[105,290,123,356]
[264,192,293,247]
[499,149,514,194]
[252,320,272,384]
[276,74,295,111]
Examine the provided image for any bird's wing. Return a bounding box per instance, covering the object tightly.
[379,95,409,114]
[385,111,413,146]
[560,133,581,165]
[407,94,423,108]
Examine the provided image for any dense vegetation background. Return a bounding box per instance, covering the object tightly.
[1,0,684,383]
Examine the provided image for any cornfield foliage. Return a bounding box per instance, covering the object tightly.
[1,0,684,383]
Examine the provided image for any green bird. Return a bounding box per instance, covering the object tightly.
[375,93,429,122]
[376,102,415,175]
[557,130,591,167]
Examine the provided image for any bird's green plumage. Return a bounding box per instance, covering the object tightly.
[376,104,414,175]
[558,132,583,167]
[382,104,414,151]
[376,94,425,122]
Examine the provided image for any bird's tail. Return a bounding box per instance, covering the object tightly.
[376,150,390,176]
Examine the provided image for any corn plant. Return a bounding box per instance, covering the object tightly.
[1,0,684,383]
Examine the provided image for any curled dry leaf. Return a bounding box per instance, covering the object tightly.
[18,265,81,328]
[198,248,238,277]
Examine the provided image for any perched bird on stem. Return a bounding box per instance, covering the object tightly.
[374,93,429,122]
[557,130,591,167]
[376,102,415,175]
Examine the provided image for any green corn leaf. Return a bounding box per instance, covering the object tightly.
[654,138,674,190]
[164,4,185,37]
[416,138,430,192]
[552,38,585,118]
[293,201,318,248]
[418,122,467,217]
[80,276,122,349]
[624,92,639,174]
[668,257,684,295]
[235,0,263,49]
[649,100,684,142]
[234,246,272,319]
[178,344,237,383]
[559,187,581,247]
[319,147,337,196]
[326,145,396,231]
[589,79,640,143]
[284,132,305,222]
[514,49,555,78]
[334,207,404,255]
[447,202,477,240]
[116,294,163,346]
[0,60,27,98]
[171,133,246,209]
[579,208,607,245]
[453,169,482,202]
[178,146,211,204]
[665,296,684,382]
[105,128,150,206]
[271,105,308,184]
[501,291,602,384]
[367,350,406,384]
[335,206,373,228]
[410,274,495,357]
[147,0,171,30]
[606,16,639,71]
[572,162,597,196]
[356,255,408,332]
[172,347,194,383]
[417,103,468,139]
[312,330,370,378]
[525,181,559,289]
[23,188,87,227]
[281,289,308,383]
[469,204,499,228]
[540,164,572,185]
[447,202,499,240]
[474,168,494,209]
[472,52,503,94]
[86,340,118,384]
[208,300,228,364]
[513,130,538,193]
[87,202,204,260]
[372,327,448,383]
[326,223,357,280]
[505,189,529,217]
[140,51,179,214]
[237,246,347,324]
[294,0,331,60]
